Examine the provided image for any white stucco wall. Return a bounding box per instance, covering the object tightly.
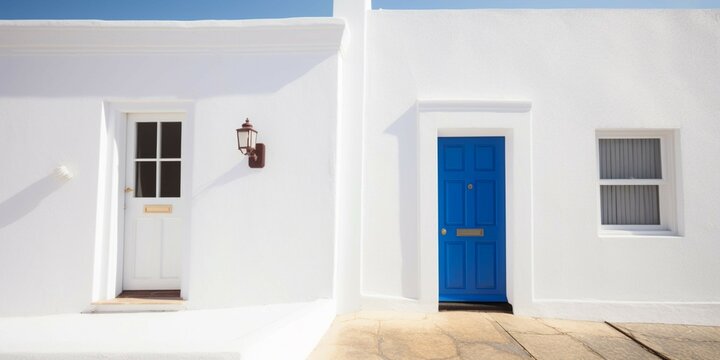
[2,10,719,325]
[0,99,102,316]
[332,0,371,314]
[0,19,344,316]
[363,10,720,324]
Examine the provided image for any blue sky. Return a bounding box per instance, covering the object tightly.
[0,0,718,20]
[0,0,332,20]
[374,0,720,9]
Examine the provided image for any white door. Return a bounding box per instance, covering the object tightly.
[123,113,185,290]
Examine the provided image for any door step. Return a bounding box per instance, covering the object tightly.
[88,290,186,313]
[439,302,513,313]
[88,302,186,313]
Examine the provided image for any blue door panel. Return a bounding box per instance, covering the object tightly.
[445,242,466,289]
[475,243,496,289]
[443,145,465,171]
[474,145,495,171]
[474,181,496,225]
[444,181,465,225]
[439,137,506,302]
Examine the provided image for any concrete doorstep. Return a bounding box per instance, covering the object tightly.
[309,311,720,360]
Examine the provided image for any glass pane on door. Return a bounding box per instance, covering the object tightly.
[136,122,157,159]
[135,162,157,197]
[161,122,182,158]
[160,161,181,197]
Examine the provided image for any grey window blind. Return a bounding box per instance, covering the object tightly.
[599,138,662,225]
[601,185,660,225]
[599,138,661,179]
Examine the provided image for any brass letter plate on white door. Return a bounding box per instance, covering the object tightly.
[456,228,484,237]
[144,204,173,214]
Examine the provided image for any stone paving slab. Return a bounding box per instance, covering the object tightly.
[310,311,532,359]
[511,333,604,360]
[541,318,625,338]
[488,313,559,335]
[429,311,509,343]
[566,333,660,360]
[615,323,720,360]
[456,342,531,360]
[540,319,659,360]
[309,311,720,360]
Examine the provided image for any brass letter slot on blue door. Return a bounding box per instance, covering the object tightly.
[144,204,173,214]
[456,228,484,237]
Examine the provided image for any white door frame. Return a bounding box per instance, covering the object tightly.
[416,99,533,313]
[92,101,194,302]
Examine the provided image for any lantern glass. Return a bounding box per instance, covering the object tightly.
[237,129,249,154]
[248,129,257,150]
[237,128,258,155]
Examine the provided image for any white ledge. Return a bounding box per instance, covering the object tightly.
[417,99,532,113]
[0,18,346,54]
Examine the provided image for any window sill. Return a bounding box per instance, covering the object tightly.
[599,230,682,239]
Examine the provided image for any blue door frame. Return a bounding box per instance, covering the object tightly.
[438,137,507,302]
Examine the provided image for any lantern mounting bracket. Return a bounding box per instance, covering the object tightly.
[249,143,265,168]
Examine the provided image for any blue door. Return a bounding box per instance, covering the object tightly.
[438,137,506,302]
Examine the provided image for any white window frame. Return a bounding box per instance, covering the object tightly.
[596,130,678,236]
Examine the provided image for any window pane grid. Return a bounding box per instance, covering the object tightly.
[598,137,664,228]
[134,121,182,198]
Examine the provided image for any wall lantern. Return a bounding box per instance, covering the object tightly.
[236,118,266,168]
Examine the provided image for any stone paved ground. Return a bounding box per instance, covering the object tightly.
[309,311,720,360]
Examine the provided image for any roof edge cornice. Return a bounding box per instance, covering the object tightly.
[0,18,346,54]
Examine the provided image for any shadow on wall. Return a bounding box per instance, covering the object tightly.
[385,105,419,299]
[193,160,257,201]
[0,174,67,229]
[0,52,335,98]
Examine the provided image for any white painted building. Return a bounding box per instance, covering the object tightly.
[1,3,719,346]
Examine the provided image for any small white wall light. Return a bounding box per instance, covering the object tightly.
[54,165,74,180]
